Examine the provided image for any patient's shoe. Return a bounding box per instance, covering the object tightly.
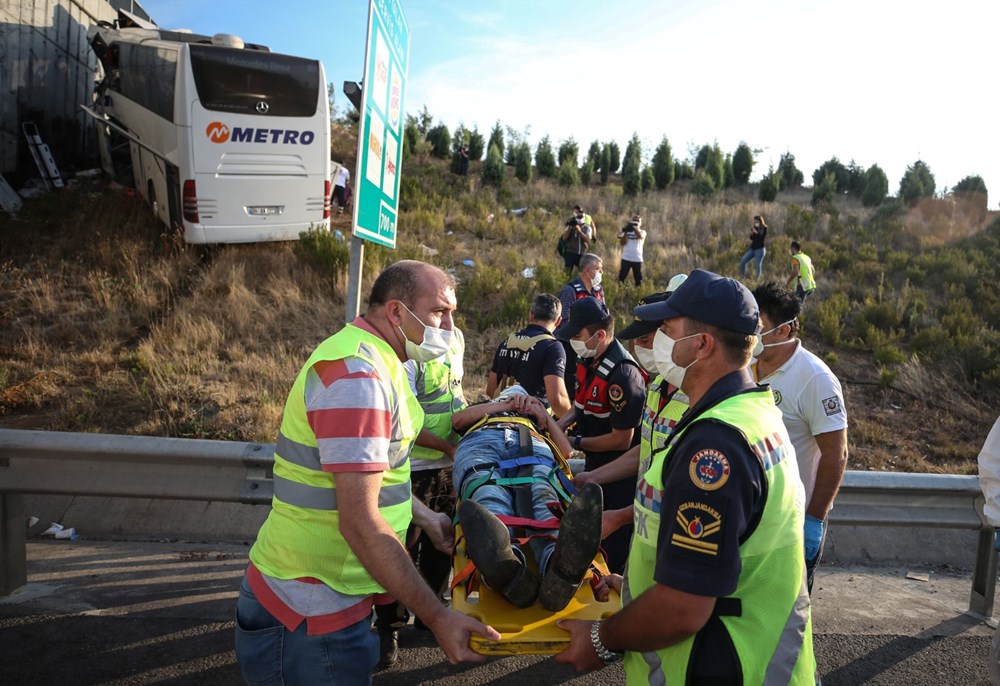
[537,482,604,611]
[458,499,539,608]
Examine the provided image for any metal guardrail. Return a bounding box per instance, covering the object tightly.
[0,429,996,615]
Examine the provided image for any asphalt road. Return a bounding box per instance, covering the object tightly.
[0,540,994,685]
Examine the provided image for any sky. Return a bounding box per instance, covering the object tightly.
[144,0,999,205]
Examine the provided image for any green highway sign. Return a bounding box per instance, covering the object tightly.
[352,0,409,248]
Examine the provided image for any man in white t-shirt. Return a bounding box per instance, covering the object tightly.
[751,281,848,593]
[332,163,351,212]
[616,214,647,286]
[975,415,1000,685]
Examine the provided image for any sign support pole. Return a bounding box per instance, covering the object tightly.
[345,236,365,322]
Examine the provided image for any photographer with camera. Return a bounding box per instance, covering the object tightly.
[561,205,594,272]
[616,214,647,286]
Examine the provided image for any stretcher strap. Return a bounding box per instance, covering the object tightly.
[497,455,553,470]
[495,514,562,530]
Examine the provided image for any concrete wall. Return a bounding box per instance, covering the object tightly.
[23,495,984,569]
[0,0,151,179]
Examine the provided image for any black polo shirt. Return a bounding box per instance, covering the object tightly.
[653,369,768,596]
[490,324,565,400]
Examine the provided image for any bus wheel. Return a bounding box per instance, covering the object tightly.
[147,180,158,218]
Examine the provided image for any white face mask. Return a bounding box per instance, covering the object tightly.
[398,303,454,363]
[752,320,797,358]
[652,329,701,388]
[570,331,600,359]
[633,344,657,375]
[591,270,603,288]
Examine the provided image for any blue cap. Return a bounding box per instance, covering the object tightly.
[634,269,759,335]
[555,297,610,340]
[618,291,669,340]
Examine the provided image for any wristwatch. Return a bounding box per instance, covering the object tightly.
[574,434,583,451]
[590,620,622,664]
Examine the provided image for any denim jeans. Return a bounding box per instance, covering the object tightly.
[739,247,766,278]
[453,427,560,572]
[234,574,378,686]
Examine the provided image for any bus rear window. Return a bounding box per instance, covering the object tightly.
[189,45,319,117]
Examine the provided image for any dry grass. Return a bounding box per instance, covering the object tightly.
[1,162,997,474]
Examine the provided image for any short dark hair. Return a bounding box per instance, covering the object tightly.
[368,260,454,309]
[685,319,754,366]
[531,294,561,322]
[573,204,583,211]
[582,314,615,338]
[790,240,801,251]
[752,281,801,333]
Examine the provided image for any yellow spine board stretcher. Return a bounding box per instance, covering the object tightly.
[451,415,621,655]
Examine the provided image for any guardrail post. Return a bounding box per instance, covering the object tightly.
[0,493,28,596]
[970,528,998,617]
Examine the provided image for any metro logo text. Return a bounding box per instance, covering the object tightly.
[205,122,315,145]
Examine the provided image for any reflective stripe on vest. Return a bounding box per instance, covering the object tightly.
[273,474,412,511]
[574,339,636,420]
[624,387,815,685]
[248,323,423,597]
[638,376,689,477]
[794,252,816,291]
[410,337,466,462]
[569,278,605,302]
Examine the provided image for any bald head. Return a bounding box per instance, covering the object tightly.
[368,260,455,310]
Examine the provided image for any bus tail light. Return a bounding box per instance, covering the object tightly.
[323,180,331,219]
[183,180,199,223]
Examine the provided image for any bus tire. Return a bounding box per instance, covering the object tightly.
[147,180,159,219]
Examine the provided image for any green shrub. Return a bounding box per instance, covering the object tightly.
[558,162,579,188]
[758,168,780,202]
[295,228,350,275]
[814,292,850,345]
[641,166,655,192]
[861,164,888,207]
[811,172,837,206]
[878,367,898,390]
[691,171,716,200]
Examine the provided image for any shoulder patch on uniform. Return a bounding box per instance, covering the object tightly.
[671,501,722,556]
[689,449,731,491]
[771,389,782,406]
[608,384,624,402]
[822,396,843,416]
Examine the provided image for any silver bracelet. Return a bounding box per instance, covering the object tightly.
[590,620,622,664]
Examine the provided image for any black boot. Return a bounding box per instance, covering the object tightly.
[458,499,539,608]
[377,627,398,668]
[537,482,604,611]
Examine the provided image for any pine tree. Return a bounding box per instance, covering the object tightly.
[535,136,557,178]
[651,137,674,190]
[732,142,754,186]
[514,142,533,183]
[482,143,505,187]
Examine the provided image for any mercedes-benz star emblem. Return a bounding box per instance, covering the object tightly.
[256,101,269,114]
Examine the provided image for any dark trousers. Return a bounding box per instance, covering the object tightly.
[332,185,347,209]
[618,260,643,286]
[562,340,578,400]
[373,467,455,630]
[564,251,583,272]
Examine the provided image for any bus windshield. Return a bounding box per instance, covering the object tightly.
[189,45,319,117]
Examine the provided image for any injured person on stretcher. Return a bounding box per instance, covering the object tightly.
[451,385,604,612]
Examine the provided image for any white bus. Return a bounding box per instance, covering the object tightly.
[87,14,330,244]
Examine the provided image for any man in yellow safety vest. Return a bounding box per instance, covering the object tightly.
[234,260,497,685]
[556,269,816,684]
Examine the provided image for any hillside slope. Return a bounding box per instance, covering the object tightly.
[1,164,997,474]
